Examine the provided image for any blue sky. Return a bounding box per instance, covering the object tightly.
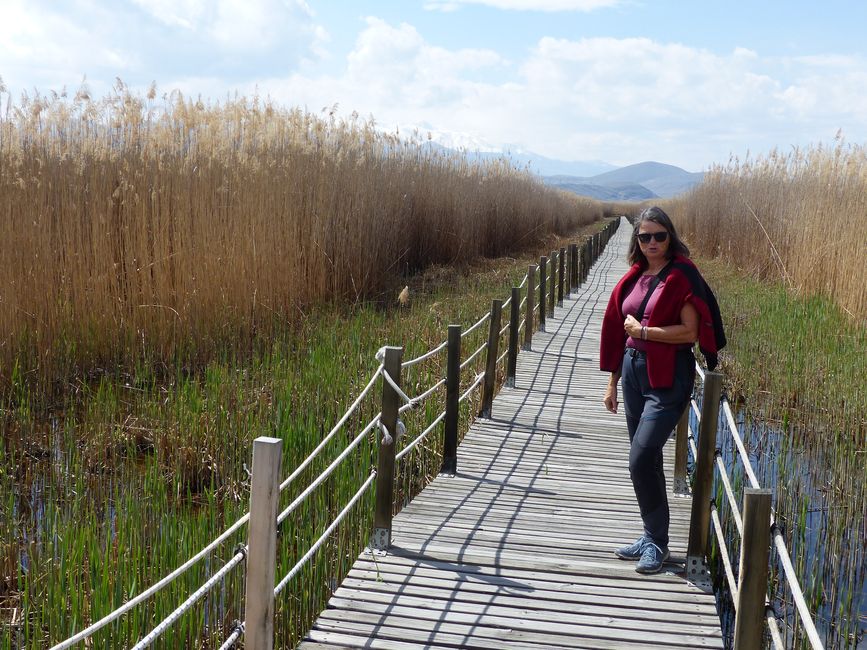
[2,0,867,171]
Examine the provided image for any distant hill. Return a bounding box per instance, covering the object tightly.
[545,161,704,201]
[544,176,657,201]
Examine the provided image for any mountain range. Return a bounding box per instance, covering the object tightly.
[542,161,705,201]
[419,139,704,201]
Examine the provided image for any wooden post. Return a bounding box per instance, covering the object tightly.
[686,371,723,587]
[569,243,578,294]
[245,436,283,650]
[372,346,402,551]
[582,242,590,283]
[506,287,519,387]
[673,406,690,495]
[523,265,535,350]
[547,250,556,315]
[441,325,461,475]
[558,246,565,306]
[538,256,547,332]
[480,299,502,418]
[734,489,773,649]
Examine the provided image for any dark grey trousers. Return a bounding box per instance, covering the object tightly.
[621,348,695,548]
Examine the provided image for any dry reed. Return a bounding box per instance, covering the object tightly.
[0,81,602,395]
[663,137,866,319]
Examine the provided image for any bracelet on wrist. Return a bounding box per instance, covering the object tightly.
[641,326,647,341]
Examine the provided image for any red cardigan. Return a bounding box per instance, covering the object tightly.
[600,256,722,388]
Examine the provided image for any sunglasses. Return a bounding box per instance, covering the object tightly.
[636,231,669,244]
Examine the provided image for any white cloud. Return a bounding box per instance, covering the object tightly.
[424,0,624,11]
[256,22,867,170]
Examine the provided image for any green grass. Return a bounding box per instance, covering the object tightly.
[0,220,612,649]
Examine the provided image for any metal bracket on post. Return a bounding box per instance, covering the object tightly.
[369,527,390,554]
[686,555,712,592]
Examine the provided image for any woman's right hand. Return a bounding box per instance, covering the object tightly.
[603,384,618,414]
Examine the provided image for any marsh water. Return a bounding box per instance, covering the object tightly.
[699,402,867,649]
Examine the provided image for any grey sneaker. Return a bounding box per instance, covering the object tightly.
[635,542,670,574]
[614,536,648,560]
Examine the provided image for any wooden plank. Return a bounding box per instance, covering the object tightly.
[297,219,724,648]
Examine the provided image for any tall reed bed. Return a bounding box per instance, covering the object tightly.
[0,81,602,399]
[664,139,866,320]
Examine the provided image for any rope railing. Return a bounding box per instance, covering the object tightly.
[279,364,383,492]
[459,372,486,403]
[462,312,490,338]
[401,340,448,368]
[687,364,825,649]
[217,623,244,650]
[49,510,251,650]
[50,223,615,649]
[710,502,739,604]
[460,339,488,371]
[130,548,247,650]
[273,471,377,596]
[276,412,381,526]
[399,377,446,415]
[396,410,448,462]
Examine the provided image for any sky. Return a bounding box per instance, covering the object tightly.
[2,0,867,172]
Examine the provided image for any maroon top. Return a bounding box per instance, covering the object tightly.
[622,275,663,351]
[600,255,721,388]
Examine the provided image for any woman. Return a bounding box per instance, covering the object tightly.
[599,206,724,574]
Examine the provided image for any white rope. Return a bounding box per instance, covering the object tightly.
[217,623,244,650]
[381,367,416,409]
[276,412,380,526]
[497,348,508,365]
[691,398,701,421]
[459,372,485,403]
[715,453,744,538]
[518,273,529,289]
[499,322,510,336]
[695,361,706,381]
[50,512,250,649]
[460,340,488,371]
[462,312,489,338]
[274,472,376,596]
[130,549,246,650]
[517,319,526,333]
[279,364,383,492]
[722,398,761,489]
[772,527,825,649]
[401,340,448,368]
[766,609,786,650]
[710,504,739,605]
[399,378,446,414]
[395,410,447,461]
[502,296,512,309]
[378,418,406,446]
[519,296,527,309]
[688,435,698,460]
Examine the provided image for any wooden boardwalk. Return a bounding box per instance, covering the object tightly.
[299,218,724,649]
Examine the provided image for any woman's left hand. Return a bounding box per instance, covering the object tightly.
[624,314,642,338]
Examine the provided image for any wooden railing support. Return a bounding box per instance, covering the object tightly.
[480,299,502,418]
[506,287,520,386]
[538,256,547,332]
[441,325,461,475]
[569,243,578,294]
[734,489,773,650]
[673,406,690,495]
[371,346,402,551]
[244,436,283,650]
[558,246,565,306]
[686,371,723,588]
[523,265,535,350]
[547,250,556,316]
